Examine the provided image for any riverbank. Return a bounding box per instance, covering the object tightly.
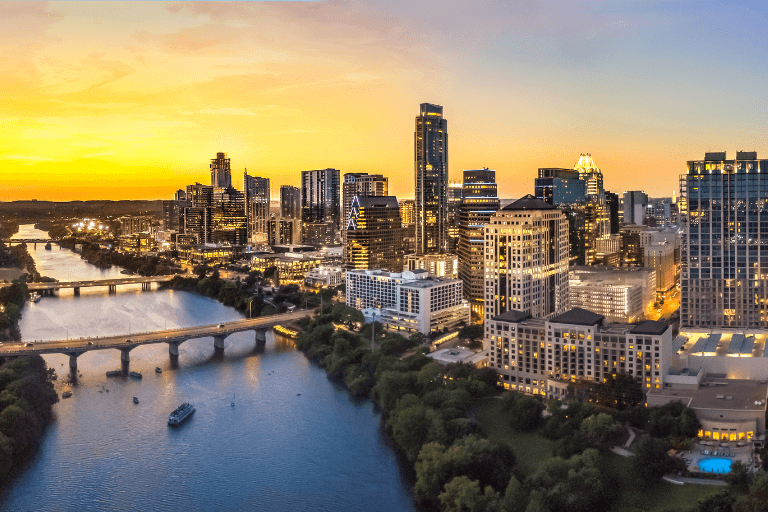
[56,237,179,276]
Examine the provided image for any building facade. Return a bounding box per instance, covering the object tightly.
[415,103,448,255]
[346,269,470,334]
[267,217,302,246]
[280,185,301,219]
[486,309,673,396]
[458,168,500,316]
[623,191,649,225]
[210,152,232,188]
[405,253,458,278]
[483,195,570,322]
[302,168,341,245]
[535,168,586,205]
[681,151,768,329]
[345,196,404,272]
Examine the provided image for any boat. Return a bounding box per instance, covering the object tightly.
[31,293,41,303]
[133,397,139,404]
[120,269,134,275]
[62,391,72,398]
[129,371,142,379]
[155,367,162,374]
[44,242,52,250]
[231,393,235,407]
[168,403,195,426]
[106,370,122,377]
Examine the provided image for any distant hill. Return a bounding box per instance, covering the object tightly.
[0,200,163,222]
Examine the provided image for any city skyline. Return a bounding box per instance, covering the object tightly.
[4,1,768,201]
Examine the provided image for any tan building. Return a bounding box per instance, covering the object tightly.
[405,253,458,279]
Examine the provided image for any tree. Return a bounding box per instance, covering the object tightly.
[459,324,484,349]
[502,393,543,432]
[439,476,501,512]
[527,448,611,512]
[698,491,736,512]
[631,437,685,484]
[734,470,768,512]
[580,413,622,449]
[725,460,751,494]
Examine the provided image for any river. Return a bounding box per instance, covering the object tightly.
[2,225,416,512]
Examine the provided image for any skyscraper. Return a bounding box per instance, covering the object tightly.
[534,168,586,205]
[573,153,604,197]
[623,191,648,225]
[447,180,462,252]
[415,103,448,255]
[301,168,341,246]
[210,152,232,188]
[458,168,499,316]
[345,196,404,272]
[244,171,271,244]
[483,195,570,321]
[605,191,620,233]
[211,187,247,245]
[280,185,301,219]
[341,173,388,252]
[681,151,768,329]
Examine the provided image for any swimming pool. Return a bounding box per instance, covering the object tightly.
[698,458,733,473]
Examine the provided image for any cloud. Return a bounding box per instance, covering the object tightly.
[197,106,258,116]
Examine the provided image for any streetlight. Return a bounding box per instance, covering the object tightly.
[248,298,254,319]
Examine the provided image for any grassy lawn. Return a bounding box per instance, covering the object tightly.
[477,398,557,475]
[477,398,721,512]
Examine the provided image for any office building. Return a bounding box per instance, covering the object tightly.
[346,269,470,334]
[573,153,604,197]
[267,217,302,246]
[647,197,675,227]
[250,252,323,284]
[210,152,232,189]
[605,191,620,234]
[535,168,586,205]
[681,151,768,329]
[447,180,462,252]
[183,207,212,244]
[305,266,345,287]
[486,309,672,395]
[399,199,416,226]
[244,171,270,244]
[623,191,648,225]
[405,253,458,278]
[342,173,388,259]
[280,185,301,219]
[568,266,656,323]
[302,168,341,245]
[186,183,213,207]
[415,103,448,255]
[211,187,247,245]
[162,200,185,232]
[645,243,676,293]
[458,168,500,316]
[119,216,152,236]
[484,195,570,322]
[345,196,404,272]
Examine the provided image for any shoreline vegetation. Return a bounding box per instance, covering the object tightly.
[56,238,181,276]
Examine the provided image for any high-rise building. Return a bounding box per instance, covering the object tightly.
[535,168,586,205]
[405,253,458,278]
[186,183,213,207]
[244,171,270,244]
[280,185,301,219]
[162,200,185,232]
[605,191,620,234]
[183,207,212,244]
[342,173,388,260]
[210,152,232,189]
[345,195,404,272]
[458,168,499,316]
[647,197,675,227]
[211,187,247,245]
[623,191,648,225]
[681,151,768,329]
[267,216,302,246]
[399,199,416,226]
[483,195,570,322]
[302,168,341,245]
[573,153,604,197]
[415,103,448,255]
[447,180,462,252]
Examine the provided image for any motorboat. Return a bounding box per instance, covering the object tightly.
[31,293,41,303]
[133,397,139,404]
[155,367,162,374]
[62,391,72,398]
[168,403,195,426]
[129,371,142,379]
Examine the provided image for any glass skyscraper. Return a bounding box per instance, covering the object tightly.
[681,151,768,329]
[458,168,499,316]
[415,103,448,255]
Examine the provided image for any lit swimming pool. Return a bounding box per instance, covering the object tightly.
[698,458,733,473]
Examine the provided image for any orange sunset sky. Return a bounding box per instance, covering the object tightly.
[2,0,767,201]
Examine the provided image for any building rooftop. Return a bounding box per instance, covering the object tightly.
[356,196,399,208]
[649,377,768,412]
[500,194,556,211]
[550,308,605,326]
[493,310,532,323]
[631,320,670,336]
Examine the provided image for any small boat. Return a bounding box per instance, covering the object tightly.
[120,269,134,275]
[231,393,235,407]
[133,397,139,404]
[129,371,142,379]
[155,367,162,374]
[297,393,302,396]
[62,391,72,398]
[168,402,195,426]
[31,293,41,303]
[44,242,52,250]
[106,370,122,377]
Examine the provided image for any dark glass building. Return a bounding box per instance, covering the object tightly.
[345,196,404,272]
[280,185,301,219]
[457,168,499,315]
[210,152,232,189]
[415,103,448,255]
[301,168,341,245]
[535,168,586,205]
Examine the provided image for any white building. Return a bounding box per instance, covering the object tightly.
[305,266,344,287]
[346,269,470,335]
[483,195,570,324]
[405,253,458,279]
[485,308,673,396]
[569,266,656,322]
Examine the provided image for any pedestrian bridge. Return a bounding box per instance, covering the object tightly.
[0,310,310,371]
[28,276,178,295]
[2,238,55,246]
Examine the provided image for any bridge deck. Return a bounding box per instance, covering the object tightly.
[0,310,310,356]
[27,275,177,290]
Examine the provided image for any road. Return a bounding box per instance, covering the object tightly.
[0,310,312,356]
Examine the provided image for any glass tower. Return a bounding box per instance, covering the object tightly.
[415,103,448,255]
[681,151,768,329]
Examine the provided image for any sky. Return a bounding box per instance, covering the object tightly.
[1,0,767,201]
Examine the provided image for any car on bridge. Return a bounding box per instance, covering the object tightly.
[125,339,132,343]
[24,343,33,347]
[218,324,225,328]
[87,341,93,346]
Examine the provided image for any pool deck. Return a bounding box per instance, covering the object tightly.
[680,441,759,474]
